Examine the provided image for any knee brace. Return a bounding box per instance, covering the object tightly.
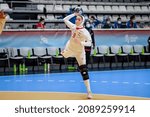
[79,65,89,81]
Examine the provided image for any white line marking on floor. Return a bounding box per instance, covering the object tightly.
[48,80,54,82]
[134,82,140,85]
[144,83,150,85]
[101,81,108,83]
[112,81,119,84]
[58,80,65,82]
[26,80,32,82]
[37,80,43,82]
[15,80,21,82]
[91,81,97,83]
[4,80,11,82]
[69,80,75,82]
[122,82,129,84]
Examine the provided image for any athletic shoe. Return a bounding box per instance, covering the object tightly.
[87,91,92,99]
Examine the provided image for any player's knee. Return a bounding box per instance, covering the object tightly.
[79,64,89,80]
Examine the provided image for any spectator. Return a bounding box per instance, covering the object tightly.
[84,20,95,65]
[36,17,45,29]
[126,15,137,28]
[103,17,113,29]
[89,15,100,28]
[114,17,123,28]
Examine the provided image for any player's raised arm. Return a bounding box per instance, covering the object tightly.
[63,13,76,30]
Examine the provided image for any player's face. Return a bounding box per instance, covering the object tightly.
[75,16,83,26]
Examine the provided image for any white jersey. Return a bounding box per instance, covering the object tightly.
[62,14,92,66]
[64,14,92,53]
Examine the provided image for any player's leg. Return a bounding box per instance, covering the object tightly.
[61,49,74,58]
[76,52,92,99]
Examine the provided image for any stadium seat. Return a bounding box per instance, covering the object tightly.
[88,5,97,12]
[141,6,149,12]
[140,46,150,67]
[47,14,55,20]
[127,6,134,12]
[10,48,24,71]
[80,5,89,12]
[104,6,112,11]
[134,6,141,12]
[46,5,54,11]
[119,6,126,11]
[47,47,65,71]
[37,14,46,20]
[136,15,142,22]
[129,45,143,67]
[112,15,119,22]
[19,47,38,71]
[91,45,109,69]
[117,45,132,68]
[58,23,66,29]
[112,5,119,11]
[96,5,104,11]
[71,5,78,9]
[54,5,63,11]
[142,15,149,21]
[0,48,10,72]
[33,47,52,70]
[46,23,55,29]
[120,15,127,22]
[37,4,45,11]
[105,45,121,69]
[63,5,71,11]
[55,14,63,19]
[97,15,103,21]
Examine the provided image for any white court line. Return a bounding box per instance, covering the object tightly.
[69,80,75,82]
[122,82,129,84]
[112,81,119,84]
[26,80,32,82]
[91,81,97,83]
[133,82,140,85]
[4,80,11,82]
[144,83,150,85]
[37,80,43,82]
[48,80,54,82]
[15,80,21,82]
[58,80,65,82]
[101,81,108,83]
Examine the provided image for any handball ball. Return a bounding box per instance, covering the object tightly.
[74,7,83,14]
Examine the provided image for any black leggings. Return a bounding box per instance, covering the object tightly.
[85,46,91,65]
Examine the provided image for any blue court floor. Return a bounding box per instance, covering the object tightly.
[0,69,150,99]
